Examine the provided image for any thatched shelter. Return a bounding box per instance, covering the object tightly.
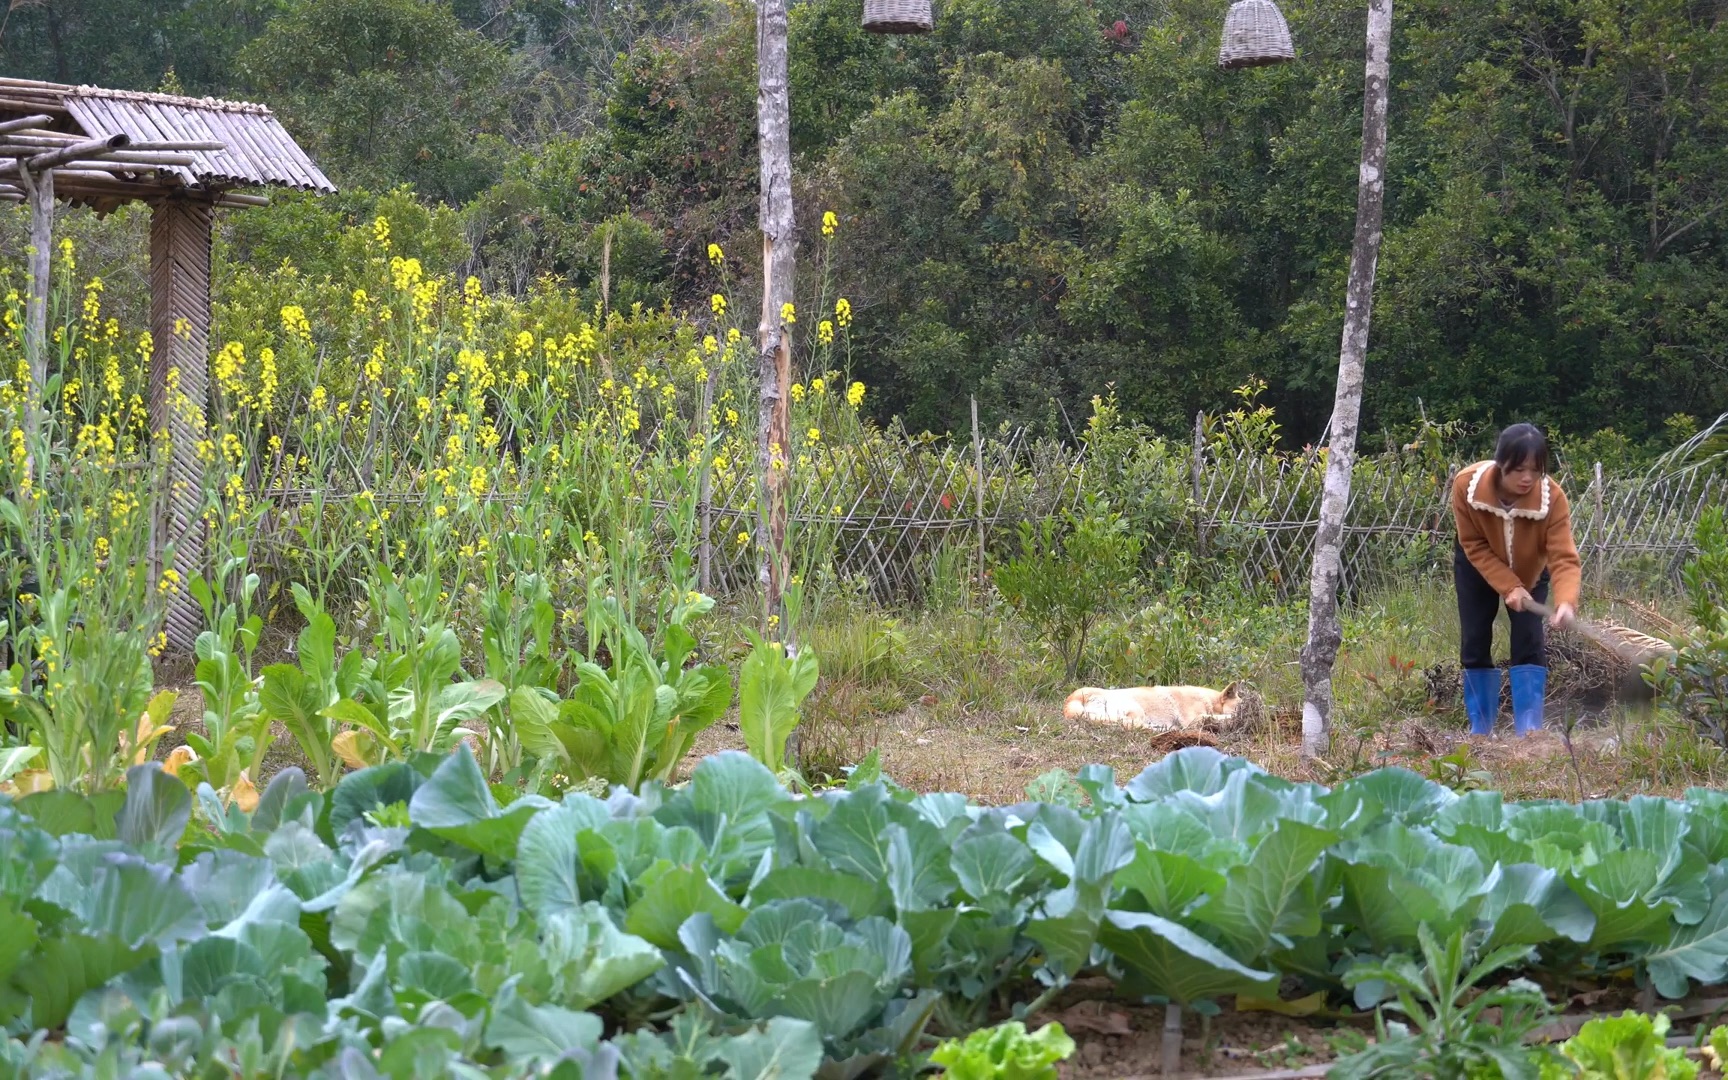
[0,77,335,650]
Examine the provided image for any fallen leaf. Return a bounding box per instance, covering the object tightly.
[229,771,260,813]
[2,768,54,795]
[163,745,197,779]
[332,730,375,771]
[1055,1002,1135,1036]
[1237,991,1328,1017]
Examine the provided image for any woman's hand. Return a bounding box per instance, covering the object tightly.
[1550,602,1576,628]
[1505,587,1534,612]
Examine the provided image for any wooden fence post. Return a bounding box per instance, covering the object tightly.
[972,396,986,592]
[1191,410,1207,555]
[1592,460,1604,567]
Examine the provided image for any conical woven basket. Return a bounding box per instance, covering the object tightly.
[1218,0,1295,69]
[864,0,932,33]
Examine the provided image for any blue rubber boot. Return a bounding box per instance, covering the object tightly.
[1509,664,1547,737]
[1462,667,1502,736]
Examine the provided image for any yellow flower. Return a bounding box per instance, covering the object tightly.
[280,304,312,341]
[811,376,826,394]
[373,215,391,248]
[847,381,866,407]
[822,210,838,238]
[708,243,725,265]
[469,467,488,496]
[806,427,821,444]
[711,293,727,316]
[736,531,751,546]
[817,321,834,346]
[727,327,743,346]
[790,382,805,402]
[832,505,843,515]
[157,568,181,594]
[835,297,853,327]
[781,302,796,325]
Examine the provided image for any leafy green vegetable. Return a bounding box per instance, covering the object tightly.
[929,1020,1076,1080]
[1546,1011,1699,1080]
[737,631,819,776]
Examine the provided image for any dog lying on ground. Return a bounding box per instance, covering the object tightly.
[1063,683,1242,733]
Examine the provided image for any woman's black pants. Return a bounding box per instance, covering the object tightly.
[1453,542,1548,669]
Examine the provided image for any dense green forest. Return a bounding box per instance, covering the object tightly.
[2,0,1723,448]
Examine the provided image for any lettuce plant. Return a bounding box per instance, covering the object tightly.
[929,1020,1075,1080]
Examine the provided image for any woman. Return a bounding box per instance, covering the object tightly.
[1449,423,1581,737]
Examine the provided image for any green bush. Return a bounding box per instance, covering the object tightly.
[992,497,1143,679]
[1647,506,1728,746]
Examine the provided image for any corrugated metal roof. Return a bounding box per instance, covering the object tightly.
[63,86,335,194]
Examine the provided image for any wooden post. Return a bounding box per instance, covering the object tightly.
[1298,0,1392,761]
[755,0,796,640]
[18,166,51,487]
[599,221,613,318]
[1592,460,1604,564]
[971,395,986,591]
[1191,409,1206,555]
[149,195,215,652]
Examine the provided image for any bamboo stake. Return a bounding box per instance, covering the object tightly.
[971,396,986,593]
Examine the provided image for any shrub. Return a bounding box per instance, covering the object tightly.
[992,497,1142,679]
[1647,506,1728,746]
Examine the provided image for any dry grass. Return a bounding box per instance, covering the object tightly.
[688,675,1722,804]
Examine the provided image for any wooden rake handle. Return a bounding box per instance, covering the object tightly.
[1522,597,1671,664]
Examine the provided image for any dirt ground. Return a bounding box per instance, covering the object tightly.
[1034,979,1728,1078]
[685,684,1678,805]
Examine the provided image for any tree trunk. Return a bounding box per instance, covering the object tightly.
[20,167,52,486]
[1299,0,1392,760]
[755,0,795,640]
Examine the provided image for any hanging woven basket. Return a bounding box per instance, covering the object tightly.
[863,0,933,34]
[1218,0,1294,69]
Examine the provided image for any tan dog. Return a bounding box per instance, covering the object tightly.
[1064,683,1242,732]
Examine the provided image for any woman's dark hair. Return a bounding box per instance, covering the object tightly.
[1494,423,1550,473]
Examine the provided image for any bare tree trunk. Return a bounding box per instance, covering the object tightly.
[1299,0,1392,760]
[19,167,52,485]
[755,0,795,639]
